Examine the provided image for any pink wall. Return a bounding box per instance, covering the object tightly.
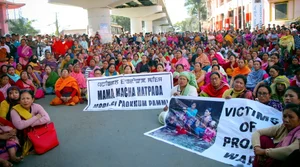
[0,5,8,36]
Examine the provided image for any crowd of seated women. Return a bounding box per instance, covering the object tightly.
[0,24,299,165]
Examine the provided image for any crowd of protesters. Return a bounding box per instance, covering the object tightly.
[0,21,299,166]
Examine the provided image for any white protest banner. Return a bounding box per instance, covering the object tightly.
[84,72,173,111]
[145,96,282,167]
[252,0,264,29]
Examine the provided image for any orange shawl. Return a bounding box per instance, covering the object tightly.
[55,76,81,97]
[232,67,251,78]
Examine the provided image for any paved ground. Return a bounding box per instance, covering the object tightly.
[16,95,231,167]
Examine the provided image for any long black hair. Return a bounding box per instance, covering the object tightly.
[6,86,21,121]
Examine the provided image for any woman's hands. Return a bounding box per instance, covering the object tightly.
[36,114,42,119]
[173,92,180,96]
[224,95,232,99]
[254,146,266,156]
[61,96,71,103]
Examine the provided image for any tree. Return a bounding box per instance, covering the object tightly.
[8,17,40,35]
[184,0,207,32]
[111,15,130,32]
[174,17,199,32]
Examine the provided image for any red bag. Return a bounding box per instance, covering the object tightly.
[27,122,59,154]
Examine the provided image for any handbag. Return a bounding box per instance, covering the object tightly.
[27,122,59,154]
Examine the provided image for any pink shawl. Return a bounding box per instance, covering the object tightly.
[0,83,11,98]
[209,53,226,65]
[17,45,32,58]
[70,72,87,88]
[276,125,300,148]
[216,34,223,43]
[175,57,190,71]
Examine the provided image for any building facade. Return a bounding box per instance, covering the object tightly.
[0,0,24,36]
[206,0,300,31]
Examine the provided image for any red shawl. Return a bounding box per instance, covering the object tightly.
[15,79,34,91]
[203,81,230,98]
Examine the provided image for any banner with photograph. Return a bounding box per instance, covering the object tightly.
[84,72,173,111]
[145,97,282,167]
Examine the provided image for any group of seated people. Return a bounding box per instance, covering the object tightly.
[0,24,299,166]
[0,88,50,166]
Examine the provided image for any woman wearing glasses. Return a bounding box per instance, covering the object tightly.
[256,85,283,111]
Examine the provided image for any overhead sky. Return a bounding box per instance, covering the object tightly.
[9,0,188,34]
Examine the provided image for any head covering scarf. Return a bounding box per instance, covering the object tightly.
[179,72,198,96]
[271,75,290,95]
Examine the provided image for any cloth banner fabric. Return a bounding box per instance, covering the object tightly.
[145,96,283,167]
[84,72,173,111]
[252,0,264,29]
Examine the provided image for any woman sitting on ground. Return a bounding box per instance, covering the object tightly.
[15,63,23,76]
[246,60,269,91]
[42,51,57,71]
[42,65,59,94]
[256,85,283,111]
[7,66,20,85]
[26,65,42,88]
[50,69,80,106]
[70,64,87,96]
[93,69,102,77]
[252,103,300,167]
[28,55,42,74]
[253,65,281,96]
[230,59,251,87]
[159,71,198,124]
[203,64,227,86]
[17,39,32,67]
[191,62,206,92]
[104,63,119,77]
[200,72,230,98]
[173,64,185,86]
[0,87,22,163]
[123,65,133,74]
[10,90,50,156]
[0,86,20,120]
[270,76,290,104]
[283,86,300,105]
[15,71,45,99]
[0,75,11,100]
[223,74,253,100]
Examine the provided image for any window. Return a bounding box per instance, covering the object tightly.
[275,2,288,20]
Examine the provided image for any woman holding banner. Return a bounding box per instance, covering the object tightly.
[158,72,198,125]
[252,103,300,167]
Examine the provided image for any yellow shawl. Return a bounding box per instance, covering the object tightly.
[12,104,33,156]
[279,35,295,52]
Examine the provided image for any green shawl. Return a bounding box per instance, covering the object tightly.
[46,71,60,87]
[179,72,198,96]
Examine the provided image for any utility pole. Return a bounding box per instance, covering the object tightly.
[55,13,59,36]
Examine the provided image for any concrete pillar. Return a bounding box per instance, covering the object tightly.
[144,20,153,33]
[87,7,112,43]
[130,18,142,34]
[0,5,8,36]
